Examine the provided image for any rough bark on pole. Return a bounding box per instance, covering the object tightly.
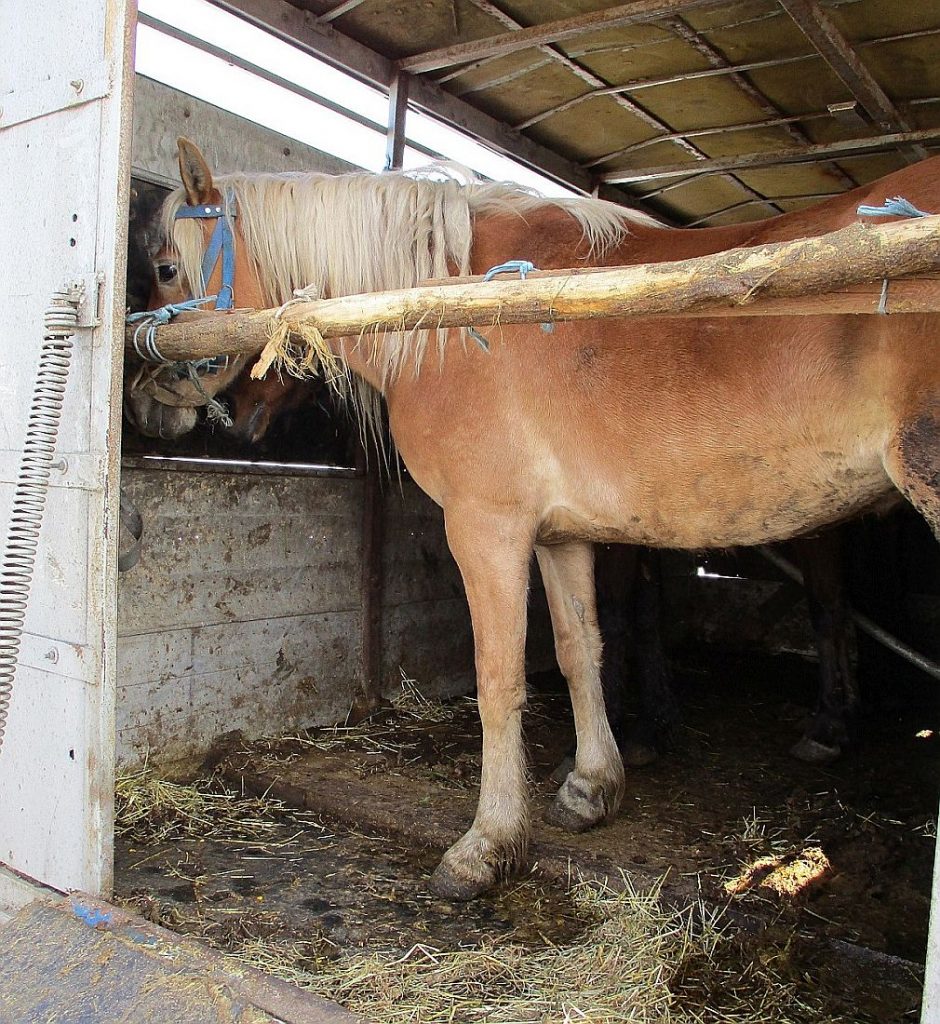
[124,217,940,365]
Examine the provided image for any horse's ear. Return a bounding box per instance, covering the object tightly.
[177,137,215,206]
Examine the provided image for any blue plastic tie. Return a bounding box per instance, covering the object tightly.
[482,259,536,282]
[471,260,540,350]
[856,196,933,315]
[856,195,932,219]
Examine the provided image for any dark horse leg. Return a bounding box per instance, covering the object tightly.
[789,531,859,764]
[569,532,869,775]
[609,534,861,766]
[596,545,678,767]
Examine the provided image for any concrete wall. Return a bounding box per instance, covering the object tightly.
[132,75,358,183]
[116,465,554,766]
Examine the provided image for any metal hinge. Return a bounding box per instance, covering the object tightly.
[69,274,106,329]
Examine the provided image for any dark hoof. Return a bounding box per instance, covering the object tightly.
[544,774,607,833]
[544,796,595,833]
[790,735,841,764]
[429,859,496,901]
[622,740,659,768]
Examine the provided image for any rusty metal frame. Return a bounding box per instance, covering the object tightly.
[398,0,720,73]
[602,127,940,184]
[778,0,926,162]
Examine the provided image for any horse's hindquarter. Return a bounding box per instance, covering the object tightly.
[390,313,919,551]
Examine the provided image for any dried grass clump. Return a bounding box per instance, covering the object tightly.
[114,762,298,845]
[224,879,830,1024]
[389,668,461,724]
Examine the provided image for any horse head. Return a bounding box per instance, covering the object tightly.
[124,139,285,442]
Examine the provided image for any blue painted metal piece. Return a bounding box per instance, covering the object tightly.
[72,902,111,928]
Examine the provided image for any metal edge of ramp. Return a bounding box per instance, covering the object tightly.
[0,889,364,1024]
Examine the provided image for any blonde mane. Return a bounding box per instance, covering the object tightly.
[160,164,655,443]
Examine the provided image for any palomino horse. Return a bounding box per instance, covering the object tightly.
[149,138,940,898]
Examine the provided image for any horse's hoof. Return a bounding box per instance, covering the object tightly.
[790,736,841,764]
[429,858,497,901]
[545,772,609,833]
[622,741,658,768]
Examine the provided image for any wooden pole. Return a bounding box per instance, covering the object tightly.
[125,217,940,363]
[351,74,413,719]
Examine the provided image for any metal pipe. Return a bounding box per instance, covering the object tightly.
[758,545,940,683]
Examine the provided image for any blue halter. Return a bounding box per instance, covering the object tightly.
[174,191,237,310]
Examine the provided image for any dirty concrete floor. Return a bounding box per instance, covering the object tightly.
[114,650,937,1022]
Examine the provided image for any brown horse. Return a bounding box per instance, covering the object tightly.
[149,138,940,899]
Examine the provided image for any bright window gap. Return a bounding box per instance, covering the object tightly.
[135,0,578,196]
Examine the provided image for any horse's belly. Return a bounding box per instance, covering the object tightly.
[537,457,893,549]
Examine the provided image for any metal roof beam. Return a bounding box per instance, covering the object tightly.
[664,14,856,189]
[778,0,927,162]
[212,0,597,193]
[317,0,370,24]
[462,0,776,218]
[398,0,721,74]
[602,127,940,183]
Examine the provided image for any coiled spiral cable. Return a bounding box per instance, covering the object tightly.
[0,286,81,755]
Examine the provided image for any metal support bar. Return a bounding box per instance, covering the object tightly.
[398,0,719,73]
[354,72,412,717]
[758,546,940,683]
[317,0,370,23]
[385,71,409,171]
[778,0,927,162]
[602,127,940,183]
[354,444,385,717]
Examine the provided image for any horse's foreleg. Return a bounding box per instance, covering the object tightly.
[430,511,533,900]
[790,531,858,764]
[536,542,625,833]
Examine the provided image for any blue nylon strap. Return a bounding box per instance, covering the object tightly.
[174,190,237,310]
[175,202,225,219]
[198,217,235,309]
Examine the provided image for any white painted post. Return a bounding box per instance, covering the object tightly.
[0,0,135,903]
[923,823,940,1022]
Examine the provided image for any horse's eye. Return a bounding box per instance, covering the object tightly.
[156,263,178,283]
